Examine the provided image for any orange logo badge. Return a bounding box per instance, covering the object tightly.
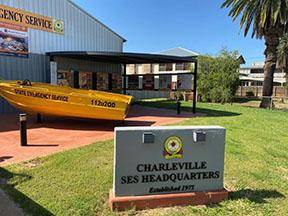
[164,136,183,159]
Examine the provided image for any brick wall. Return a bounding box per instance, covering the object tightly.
[112,74,122,90]
[97,73,108,90]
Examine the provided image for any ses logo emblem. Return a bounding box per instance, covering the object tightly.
[53,19,64,34]
[163,136,183,160]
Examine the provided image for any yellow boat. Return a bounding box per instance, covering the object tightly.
[0,80,133,121]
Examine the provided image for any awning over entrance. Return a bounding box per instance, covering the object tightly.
[47,51,198,113]
[47,51,197,64]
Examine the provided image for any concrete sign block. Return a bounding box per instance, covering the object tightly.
[113,126,226,197]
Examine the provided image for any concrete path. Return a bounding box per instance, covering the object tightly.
[0,105,200,166]
[0,189,24,216]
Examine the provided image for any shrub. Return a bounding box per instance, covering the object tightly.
[174,91,184,101]
[198,49,241,103]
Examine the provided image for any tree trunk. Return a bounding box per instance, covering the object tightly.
[260,32,280,108]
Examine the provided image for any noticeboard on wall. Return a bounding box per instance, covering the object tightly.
[0,22,28,57]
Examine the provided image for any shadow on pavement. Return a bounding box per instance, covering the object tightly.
[136,101,241,117]
[0,167,53,216]
[0,156,13,163]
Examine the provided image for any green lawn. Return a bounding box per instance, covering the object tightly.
[0,101,288,216]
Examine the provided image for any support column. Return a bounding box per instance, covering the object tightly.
[123,64,127,95]
[193,61,198,114]
[73,70,80,89]
[92,73,97,90]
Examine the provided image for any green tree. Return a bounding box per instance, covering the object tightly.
[221,0,288,108]
[277,33,288,84]
[198,49,240,103]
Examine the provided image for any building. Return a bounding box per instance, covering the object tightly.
[0,0,126,114]
[239,62,286,86]
[126,47,199,100]
[0,1,200,114]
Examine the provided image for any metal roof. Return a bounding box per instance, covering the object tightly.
[47,51,198,64]
[67,0,126,42]
[157,47,199,57]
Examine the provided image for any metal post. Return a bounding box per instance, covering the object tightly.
[37,113,42,123]
[177,100,181,115]
[192,60,198,114]
[19,113,27,146]
[123,64,127,95]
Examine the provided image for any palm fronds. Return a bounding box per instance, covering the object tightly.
[277,32,288,68]
[221,0,288,38]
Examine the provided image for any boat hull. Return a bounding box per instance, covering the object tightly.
[0,81,133,121]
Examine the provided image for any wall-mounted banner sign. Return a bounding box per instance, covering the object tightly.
[0,22,28,57]
[113,126,226,197]
[0,4,64,34]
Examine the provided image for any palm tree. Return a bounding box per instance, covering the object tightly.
[221,0,288,108]
[277,33,288,83]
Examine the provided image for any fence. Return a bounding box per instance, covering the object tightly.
[127,90,194,101]
[236,86,288,98]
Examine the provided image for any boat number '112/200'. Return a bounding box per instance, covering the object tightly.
[91,99,116,108]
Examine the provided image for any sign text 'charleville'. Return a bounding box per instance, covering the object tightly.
[121,161,220,185]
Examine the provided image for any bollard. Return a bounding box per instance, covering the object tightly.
[37,113,42,123]
[177,101,181,115]
[19,113,27,146]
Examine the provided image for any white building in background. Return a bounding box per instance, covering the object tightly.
[126,47,199,91]
[239,62,286,86]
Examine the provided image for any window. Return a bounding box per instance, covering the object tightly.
[183,63,190,70]
[250,68,263,74]
[159,63,173,71]
[166,63,173,71]
[175,63,190,71]
[159,63,166,71]
[176,63,183,71]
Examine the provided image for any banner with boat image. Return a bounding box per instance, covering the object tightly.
[0,22,28,57]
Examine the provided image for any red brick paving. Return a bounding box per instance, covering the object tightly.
[0,105,200,166]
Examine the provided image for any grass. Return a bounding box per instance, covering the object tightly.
[1,100,288,215]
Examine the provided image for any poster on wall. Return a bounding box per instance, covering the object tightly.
[0,22,28,57]
[79,72,92,89]
[57,70,73,87]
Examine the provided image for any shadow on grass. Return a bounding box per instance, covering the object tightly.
[229,189,285,203]
[0,167,53,216]
[137,101,241,117]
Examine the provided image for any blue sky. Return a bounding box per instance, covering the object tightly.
[74,0,265,66]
